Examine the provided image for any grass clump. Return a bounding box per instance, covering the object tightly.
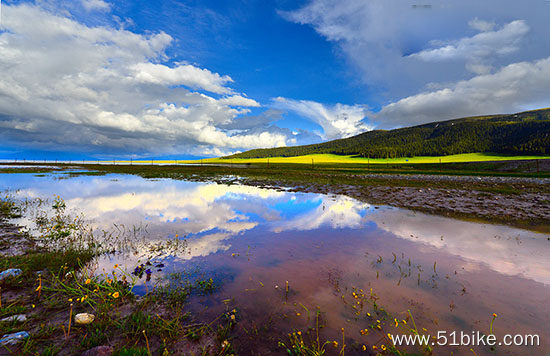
[0,194,22,218]
[278,310,340,356]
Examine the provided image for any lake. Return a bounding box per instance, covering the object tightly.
[1,171,548,355]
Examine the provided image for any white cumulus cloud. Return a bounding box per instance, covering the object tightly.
[373,57,550,128]
[273,97,371,140]
[81,0,111,12]
[131,62,234,94]
[283,0,550,99]
[410,20,529,74]
[0,3,293,156]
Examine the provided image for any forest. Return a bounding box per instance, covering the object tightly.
[227,108,550,159]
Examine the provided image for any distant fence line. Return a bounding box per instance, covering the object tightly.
[0,159,253,168]
[0,159,188,165]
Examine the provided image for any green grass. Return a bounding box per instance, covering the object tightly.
[102,152,550,166]
[208,153,550,165]
[0,250,95,284]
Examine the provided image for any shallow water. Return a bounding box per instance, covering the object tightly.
[1,172,549,355]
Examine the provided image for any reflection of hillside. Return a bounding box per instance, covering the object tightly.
[370,210,549,285]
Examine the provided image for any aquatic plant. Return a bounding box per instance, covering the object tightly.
[278,310,340,356]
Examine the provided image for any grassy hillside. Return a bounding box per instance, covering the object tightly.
[226,108,550,159]
[207,153,550,165]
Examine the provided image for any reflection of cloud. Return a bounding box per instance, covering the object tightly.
[185,232,232,259]
[7,174,548,287]
[272,195,370,232]
[67,181,284,233]
[66,182,287,236]
[11,177,291,260]
[370,210,550,285]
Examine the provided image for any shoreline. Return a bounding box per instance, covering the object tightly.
[1,163,548,232]
[76,163,550,233]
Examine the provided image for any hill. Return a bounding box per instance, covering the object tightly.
[226,108,550,159]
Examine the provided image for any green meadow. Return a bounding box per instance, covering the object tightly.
[114,152,550,166]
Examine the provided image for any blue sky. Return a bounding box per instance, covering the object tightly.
[0,0,549,160]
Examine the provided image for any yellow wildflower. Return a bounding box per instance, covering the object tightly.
[85,279,91,284]
[112,292,120,298]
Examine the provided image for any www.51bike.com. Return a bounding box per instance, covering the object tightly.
[390,331,541,347]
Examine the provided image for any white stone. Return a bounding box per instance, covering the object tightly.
[74,313,95,325]
[1,314,27,322]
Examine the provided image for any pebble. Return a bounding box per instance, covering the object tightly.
[0,331,29,346]
[1,314,27,322]
[75,313,95,325]
[0,268,22,281]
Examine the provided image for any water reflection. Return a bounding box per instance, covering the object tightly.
[1,172,549,355]
[369,210,550,285]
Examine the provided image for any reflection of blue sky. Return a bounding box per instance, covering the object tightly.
[1,172,548,286]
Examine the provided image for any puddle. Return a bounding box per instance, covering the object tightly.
[1,172,548,355]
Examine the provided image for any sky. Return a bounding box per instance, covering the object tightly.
[0,0,549,160]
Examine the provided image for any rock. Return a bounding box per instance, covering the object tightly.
[1,314,27,322]
[75,313,95,325]
[0,268,22,281]
[0,331,29,346]
[81,345,114,356]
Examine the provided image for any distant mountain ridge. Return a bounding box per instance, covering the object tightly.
[226,108,550,159]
